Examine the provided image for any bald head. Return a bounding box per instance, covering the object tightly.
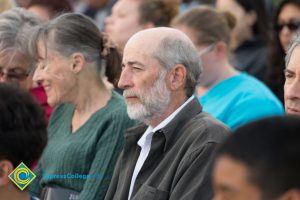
[124,27,201,97]
[125,27,195,53]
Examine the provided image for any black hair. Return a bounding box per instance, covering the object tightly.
[0,84,47,168]
[266,0,300,102]
[235,0,271,44]
[216,116,300,200]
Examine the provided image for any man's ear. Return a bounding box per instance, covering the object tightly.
[167,64,187,91]
[70,53,85,74]
[278,189,300,200]
[0,160,13,187]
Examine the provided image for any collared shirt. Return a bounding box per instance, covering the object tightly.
[127,96,194,200]
[104,97,229,200]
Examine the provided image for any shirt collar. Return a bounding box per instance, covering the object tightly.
[138,96,195,148]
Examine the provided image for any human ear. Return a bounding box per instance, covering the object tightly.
[0,160,13,187]
[167,64,187,91]
[71,53,85,74]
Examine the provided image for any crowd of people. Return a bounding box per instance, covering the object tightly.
[0,0,300,200]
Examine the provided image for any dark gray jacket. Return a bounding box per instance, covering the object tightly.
[105,97,229,200]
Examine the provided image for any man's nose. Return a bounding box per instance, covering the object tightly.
[118,67,134,89]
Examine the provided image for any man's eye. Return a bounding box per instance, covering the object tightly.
[132,67,142,71]
[285,73,294,79]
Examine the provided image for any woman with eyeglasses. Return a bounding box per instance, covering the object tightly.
[0,8,53,120]
[266,0,300,103]
[172,6,284,129]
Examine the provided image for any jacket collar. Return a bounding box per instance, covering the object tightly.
[124,96,202,151]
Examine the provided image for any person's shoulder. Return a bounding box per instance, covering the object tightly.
[238,74,282,101]
[234,74,275,96]
[184,112,230,144]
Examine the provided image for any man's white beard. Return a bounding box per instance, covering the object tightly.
[123,71,171,124]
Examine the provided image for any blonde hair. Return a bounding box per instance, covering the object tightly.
[171,6,236,46]
[0,0,15,13]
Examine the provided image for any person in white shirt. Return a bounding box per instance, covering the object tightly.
[105,27,229,200]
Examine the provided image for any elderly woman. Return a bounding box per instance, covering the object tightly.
[28,13,135,200]
[0,8,52,120]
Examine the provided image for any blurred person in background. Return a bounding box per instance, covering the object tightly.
[172,6,284,129]
[284,32,300,116]
[105,0,179,53]
[180,0,214,12]
[28,13,135,200]
[213,116,300,200]
[0,8,52,120]
[25,0,73,21]
[0,0,15,12]
[0,84,47,200]
[75,0,117,30]
[267,0,300,103]
[216,0,271,81]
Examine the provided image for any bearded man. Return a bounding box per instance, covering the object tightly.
[105,27,229,200]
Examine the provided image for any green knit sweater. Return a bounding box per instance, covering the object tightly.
[29,92,135,200]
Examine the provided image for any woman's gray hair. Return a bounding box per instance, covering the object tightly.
[0,8,41,67]
[153,37,201,97]
[28,13,122,86]
[286,32,300,67]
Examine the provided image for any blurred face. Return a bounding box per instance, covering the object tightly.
[284,45,300,115]
[216,0,253,47]
[175,25,218,88]
[213,155,262,200]
[277,4,300,51]
[28,5,51,21]
[0,50,32,90]
[105,0,145,51]
[33,42,77,107]
[118,39,171,124]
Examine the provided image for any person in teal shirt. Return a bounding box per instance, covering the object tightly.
[173,6,284,129]
[199,73,284,129]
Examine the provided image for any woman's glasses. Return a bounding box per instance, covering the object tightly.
[0,68,29,81]
[275,21,300,32]
[198,43,216,57]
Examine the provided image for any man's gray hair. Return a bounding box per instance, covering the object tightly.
[153,37,202,97]
[0,8,41,66]
[286,32,300,67]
